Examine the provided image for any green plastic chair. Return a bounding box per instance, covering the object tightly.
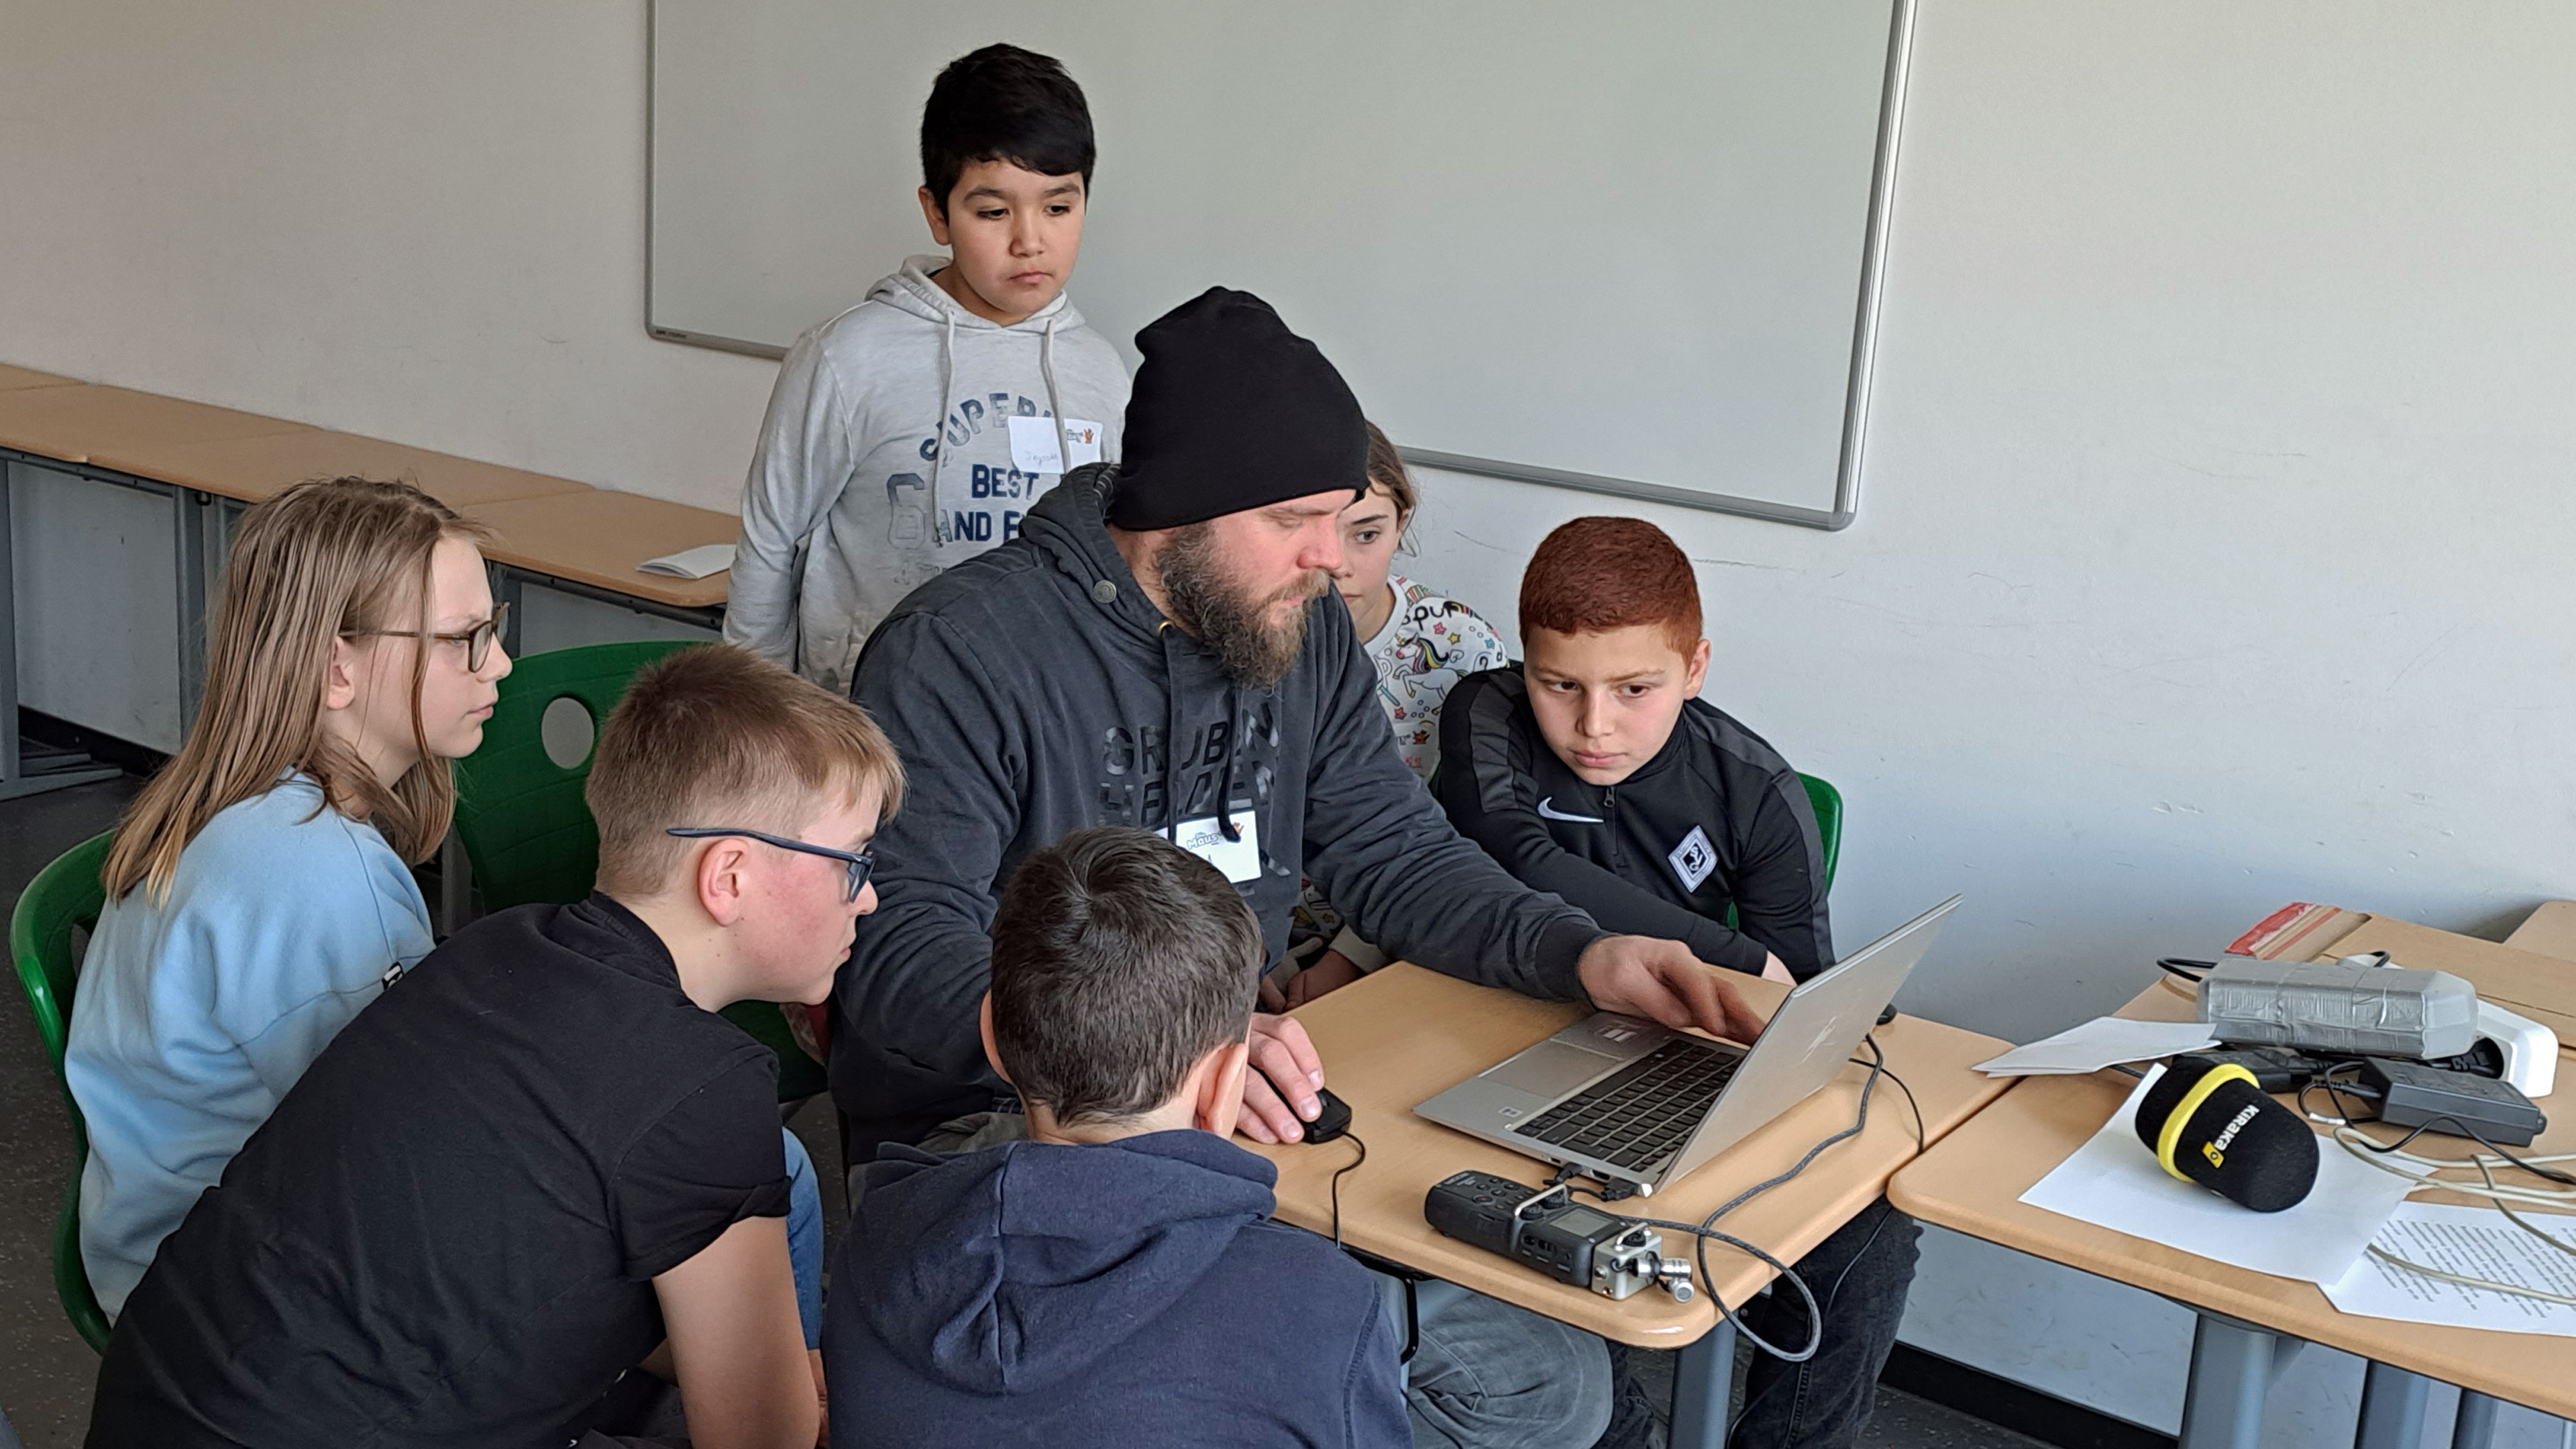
[9,830,117,1353]
[449,640,829,1104]
[1722,772,1841,934]
[1803,773,1843,893]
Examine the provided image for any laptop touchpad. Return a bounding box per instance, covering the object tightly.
[1481,1040,1618,1099]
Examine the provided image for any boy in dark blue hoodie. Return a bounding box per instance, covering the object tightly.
[824,826,1409,1448]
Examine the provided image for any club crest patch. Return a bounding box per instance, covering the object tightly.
[1668,826,1717,892]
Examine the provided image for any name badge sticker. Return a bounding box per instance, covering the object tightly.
[1172,811,1263,884]
[1008,416,1106,476]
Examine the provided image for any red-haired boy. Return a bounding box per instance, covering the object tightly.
[1435,516,1913,1449]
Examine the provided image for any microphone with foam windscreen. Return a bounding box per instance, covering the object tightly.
[2132,1055,2319,1212]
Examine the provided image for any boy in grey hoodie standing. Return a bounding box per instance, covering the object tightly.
[727,44,1132,693]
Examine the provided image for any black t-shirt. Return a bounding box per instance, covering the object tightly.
[87,895,789,1449]
[1436,667,1836,978]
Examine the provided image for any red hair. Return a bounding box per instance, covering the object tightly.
[1519,517,1702,654]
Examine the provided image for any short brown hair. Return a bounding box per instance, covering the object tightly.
[588,644,905,898]
[1519,516,1702,655]
[989,826,1263,1126]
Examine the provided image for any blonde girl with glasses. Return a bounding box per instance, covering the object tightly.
[66,476,513,1319]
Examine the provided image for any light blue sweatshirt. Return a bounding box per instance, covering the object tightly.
[65,774,433,1316]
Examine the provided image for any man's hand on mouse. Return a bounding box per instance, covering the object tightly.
[1239,1012,1326,1144]
[1578,936,1770,1044]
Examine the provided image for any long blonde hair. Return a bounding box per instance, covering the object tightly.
[104,477,494,903]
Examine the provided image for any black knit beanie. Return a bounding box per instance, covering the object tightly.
[1106,288,1367,531]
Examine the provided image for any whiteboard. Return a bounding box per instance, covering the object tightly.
[649,1,1912,529]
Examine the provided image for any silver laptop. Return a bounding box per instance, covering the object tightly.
[1414,896,1962,1195]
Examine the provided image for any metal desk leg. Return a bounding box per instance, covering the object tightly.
[2178,1315,2281,1449]
[1671,1317,1737,1449]
[2451,1391,2501,1449]
[175,488,207,731]
[2354,1362,2432,1449]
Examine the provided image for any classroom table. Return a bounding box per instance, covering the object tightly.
[1887,966,2576,1449]
[2504,902,2576,965]
[0,364,80,393]
[0,373,733,788]
[1246,962,2013,1449]
[462,489,735,646]
[0,384,311,795]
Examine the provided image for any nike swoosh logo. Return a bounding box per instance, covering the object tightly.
[1536,796,1604,823]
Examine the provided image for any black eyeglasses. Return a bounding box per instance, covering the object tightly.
[665,826,875,903]
[339,600,511,673]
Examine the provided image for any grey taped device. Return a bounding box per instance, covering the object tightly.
[2198,956,2480,1059]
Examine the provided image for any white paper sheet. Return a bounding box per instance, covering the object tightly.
[2323,1201,2576,1336]
[1976,1018,2220,1076]
[2018,1065,2416,1284]
[637,543,736,579]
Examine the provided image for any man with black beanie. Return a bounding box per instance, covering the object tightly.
[839,288,1770,1447]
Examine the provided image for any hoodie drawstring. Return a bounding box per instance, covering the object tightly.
[929,311,958,548]
[1151,625,1242,846]
[1039,315,1072,473]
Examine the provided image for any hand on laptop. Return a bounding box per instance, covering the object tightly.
[1239,1012,1327,1144]
[1578,936,1770,1044]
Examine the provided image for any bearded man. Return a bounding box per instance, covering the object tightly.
[835,290,1766,1447]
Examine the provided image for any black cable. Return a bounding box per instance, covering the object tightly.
[1329,1132,1368,1249]
[1854,1035,1923,1154]
[2309,1065,2576,1186]
[2157,957,2214,982]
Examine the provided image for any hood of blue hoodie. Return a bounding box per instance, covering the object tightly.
[851,1131,1278,1395]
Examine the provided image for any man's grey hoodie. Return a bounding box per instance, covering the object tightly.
[838,466,1605,1150]
[726,256,1132,693]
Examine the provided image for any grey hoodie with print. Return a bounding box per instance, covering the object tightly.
[724,256,1132,694]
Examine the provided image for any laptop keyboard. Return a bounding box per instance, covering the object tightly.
[1512,1040,1741,1176]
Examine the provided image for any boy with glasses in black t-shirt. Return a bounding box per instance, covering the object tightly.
[88,645,905,1449]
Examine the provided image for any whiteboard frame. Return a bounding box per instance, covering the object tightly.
[644,0,1915,533]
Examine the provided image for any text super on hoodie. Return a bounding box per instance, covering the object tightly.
[727,256,1132,693]
[823,1132,1409,1448]
[837,467,1603,1151]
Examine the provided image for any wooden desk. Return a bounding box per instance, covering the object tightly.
[1888,977,2576,1449]
[111,429,595,508]
[0,364,79,392]
[1244,962,2008,1447]
[0,384,311,466]
[463,491,735,613]
[2506,902,2576,965]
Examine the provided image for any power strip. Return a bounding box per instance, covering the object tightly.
[2359,1057,2548,1147]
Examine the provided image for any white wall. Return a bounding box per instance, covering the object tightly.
[5,3,2573,1442]
[0,1,774,500]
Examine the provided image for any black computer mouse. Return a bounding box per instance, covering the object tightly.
[1255,1067,1353,1143]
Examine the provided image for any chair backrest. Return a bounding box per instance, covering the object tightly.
[449,639,826,1102]
[450,639,700,913]
[1802,772,1843,894]
[1721,772,1843,938]
[8,830,119,1352]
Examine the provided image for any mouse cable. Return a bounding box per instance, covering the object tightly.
[1329,1132,1368,1250]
